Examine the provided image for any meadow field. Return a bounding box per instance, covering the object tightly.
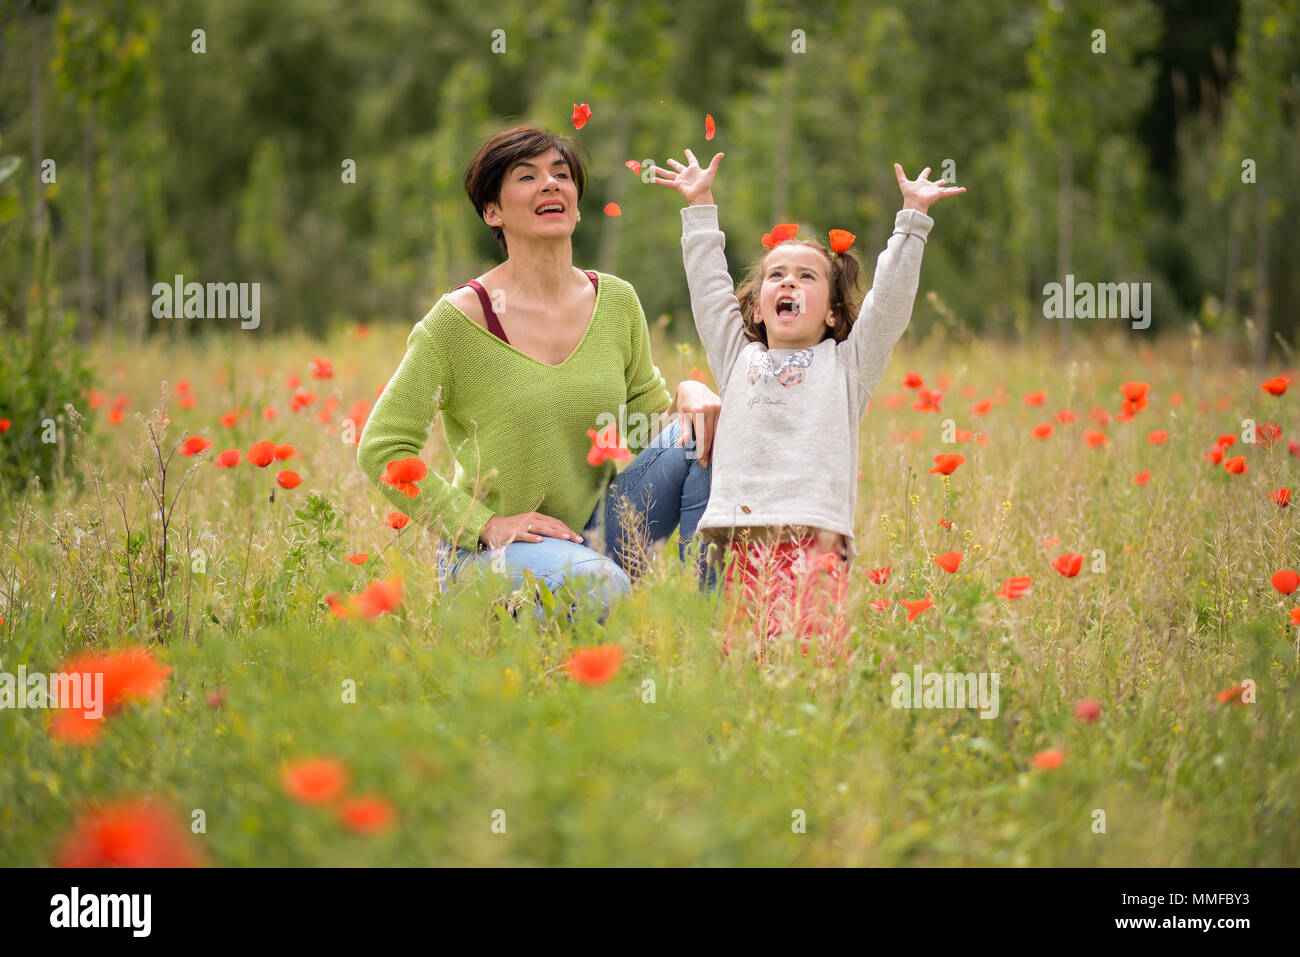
[1,316,1296,867]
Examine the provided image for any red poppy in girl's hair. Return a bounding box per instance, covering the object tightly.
[929,454,965,475]
[246,441,276,468]
[761,223,800,248]
[1261,376,1287,396]
[1051,553,1083,578]
[54,798,205,868]
[566,645,622,685]
[995,576,1033,600]
[1270,569,1299,595]
[828,229,856,254]
[571,103,592,130]
[179,436,213,456]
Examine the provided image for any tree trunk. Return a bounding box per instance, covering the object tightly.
[29,11,46,237]
[1251,181,1270,371]
[1056,140,1073,357]
[79,114,95,344]
[770,39,796,224]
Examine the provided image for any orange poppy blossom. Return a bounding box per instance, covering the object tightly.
[309,357,333,379]
[1031,423,1054,439]
[929,453,965,475]
[246,440,276,468]
[828,228,856,253]
[565,645,622,685]
[1256,422,1282,446]
[869,598,891,611]
[49,647,173,744]
[379,457,428,497]
[1134,470,1151,484]
[971,398,993,415]
[1074,698,1101,722]
[571,102,592,129]
[338,795,397,835]
[1051,553,1083,578]
[54,798,205,867]
[1023,391,1046,406]
[282,758,349,805]
[274,443,296,460]
[934,552,962,573]
[899,594,934,622]
[913,388,942,412]
[1147,429,1168,444]
[995,576,1033,600]
[866,565,891,584]
[1083,429,1108,449]
[347,553,369,566]
[704,113,716,140]
[625,160,642,175]
[1260,375,1287,396]
[1216,684,1250,707]
[1055,409,1077,424]
[1268,488,1290,507]
[902,371,924,389]
[215,449,241,468]
[760,223,800,248]
[179,436,213,456]
[1270,569,1298,595]
[1031,749,1065,770]
[384,512,410,530]
[1289,608,1300,626]
[276,470,302,489]
[586,422,632,466]
[604,203,622,216]
[1223,456,1248,475]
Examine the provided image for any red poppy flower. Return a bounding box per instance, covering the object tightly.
[262,406,277,420]
[286,374,301,390]
[939,518,956,530]
[902,371,924,389]
[604,203,621,216]
[995,576,1032,600]
[913,388,942,412]
[899,594,934,622]
[934,552,962,573]
[1269,488,1291,507]
[1023,391,1046,406]
[0,419,10,434]
[761,223,800,247]
[1223,456,1247,474]
[1120,381,1149,403]
[246,441,276,468]
[276,470,301,489]
[1041,535,1060,547]
[1031,423,1054,439]
[866,565,891,584]
[971,398,993,415]
[310,357,333,379]
[1074,698,1101,722]
[828,229,856,254]
[1134,470,1151,485]
[54,798,204,868]
[289,390,317,412]
[1055,409,1077,424]
[220,411,239,428]
[1147,430,1168,444]
[1256,422,1282,446]
[274,444,296,461]
[566,644,622,685]
[282,758,348,805]
[50,647,173,743]
[338,795,396,835]
[206,686,228,710]
[1216,684,1249,706]
[347,553,369,566]
[586,422,632,466]
[1271,569,1299,595]
[180,395,196,409]
[1051,553,1083,577]
[380,457,428,497]
[1203,445,1224,465]
[1216,434,1236,448]
[354,576,404,618]
[624,160,641,175]
[179,436,213,456]
[868,598,891,610]
[704,113,716,140]
[1261,376,1288,396]
[1083,430,1108,448]
[384,512,409,530]
[325,594,352,619]
[1289,608,1300,626]
[572,103,592,130]
[1031,749,1064,770]
[929,454,965,475]
[215,449,241,468]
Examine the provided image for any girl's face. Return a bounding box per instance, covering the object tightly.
[754,245,834,349]
[483,147,580,247]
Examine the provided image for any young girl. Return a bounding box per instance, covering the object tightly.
[650,149,964,654]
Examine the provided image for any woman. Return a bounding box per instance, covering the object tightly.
[357,126,720,619]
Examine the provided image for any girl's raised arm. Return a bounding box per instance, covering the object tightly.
[651,150,748,386]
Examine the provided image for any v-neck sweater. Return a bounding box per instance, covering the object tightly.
[357,271,672,550]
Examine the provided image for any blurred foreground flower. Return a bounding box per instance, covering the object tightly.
[283,758,349,805]
[55,798,204,867]
[49,647,172,744]
[565,645,622,685]
[1031,749,1064,770]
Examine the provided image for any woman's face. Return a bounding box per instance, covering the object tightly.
[484,147,580,248]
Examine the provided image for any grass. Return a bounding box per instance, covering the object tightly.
[1,319,1297,866]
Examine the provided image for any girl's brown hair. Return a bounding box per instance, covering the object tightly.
[734,239,864,346]
[463,126,589,256]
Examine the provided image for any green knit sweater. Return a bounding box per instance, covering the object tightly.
[357,272,672,550]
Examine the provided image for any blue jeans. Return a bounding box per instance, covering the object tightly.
[435,417,715,621]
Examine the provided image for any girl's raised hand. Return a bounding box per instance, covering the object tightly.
[650,149,724,206]
[894,163,966,215]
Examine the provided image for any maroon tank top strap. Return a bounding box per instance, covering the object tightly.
[585,270,599,290]
[452,279,509,344]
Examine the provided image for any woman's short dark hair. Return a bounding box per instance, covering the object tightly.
[463,126,588,256]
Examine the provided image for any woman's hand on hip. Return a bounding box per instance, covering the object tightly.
[674,379,721,468]
[480,512,584,548]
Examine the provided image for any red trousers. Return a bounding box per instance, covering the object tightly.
[719,536,850,661]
